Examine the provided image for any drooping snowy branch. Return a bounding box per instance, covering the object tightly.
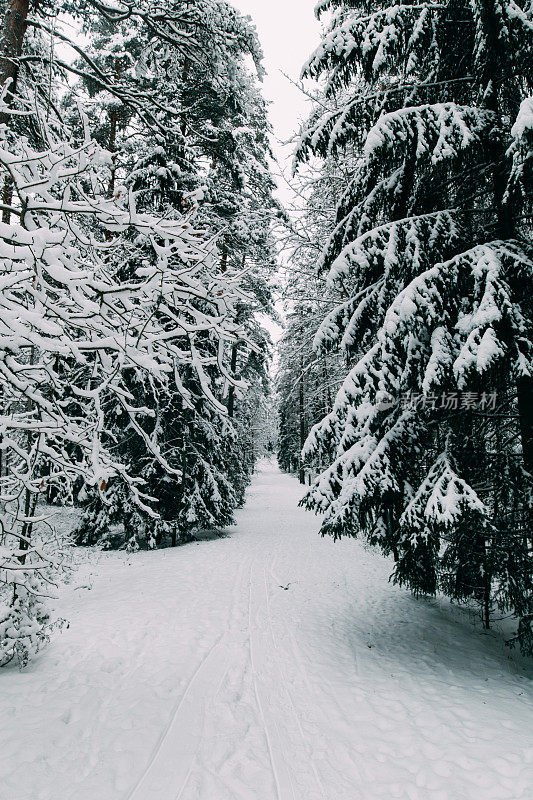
[0,101,250,664]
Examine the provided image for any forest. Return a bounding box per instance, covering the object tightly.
[0,0,532,663]
[0,0,281,666]
[0,1,532,797]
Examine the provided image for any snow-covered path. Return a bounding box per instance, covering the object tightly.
[2,462,533,800]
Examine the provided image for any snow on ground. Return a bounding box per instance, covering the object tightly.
[1,461,533,800]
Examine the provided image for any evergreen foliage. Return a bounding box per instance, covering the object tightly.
[0,0,278,664]
[297,0,533,647]
[71,0,279,549]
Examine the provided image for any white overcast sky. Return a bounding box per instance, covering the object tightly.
[231,0,322,200]
[230,1,323,342]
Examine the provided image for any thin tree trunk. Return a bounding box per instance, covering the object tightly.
[18,343,37,564]
[517,379,533,552]
[174,57,191,214]
[227,251,244,417]
[478,6,531,485]
[483,567,491,630]
[517,377,533,477]
[179,58,190,140]
[227,343,238,418]
[298,345,306,485]
[18,484,37,565]
[322,358,332,415]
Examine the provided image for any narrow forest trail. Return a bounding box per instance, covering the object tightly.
[2,461,533,800]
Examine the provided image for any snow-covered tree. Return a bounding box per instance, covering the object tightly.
[0,0,262,664]
[276,156,347,481]
[69,1,280,549]
[298,0,533,646]
[0,101,250,663]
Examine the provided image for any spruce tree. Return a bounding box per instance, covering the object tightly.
[73,1,279,548]
[298,0,533,647]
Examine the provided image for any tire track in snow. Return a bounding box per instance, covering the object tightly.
[125,557,249,800]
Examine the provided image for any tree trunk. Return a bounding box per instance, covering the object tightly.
[478,5,531,487]
[322,358,332,415]
[220,245,228,273]
[0,0,30,122]
[227,251,244,417]
[16,347,37,578]
[483,559,492,630]
[517,376,533,478]
[518,377,533,555]
[0,0,30,238]
[18,485,36,565]
[2,173,13,223]
[298,348,306,485]
[227,343,238,418]
[107,109,118,199]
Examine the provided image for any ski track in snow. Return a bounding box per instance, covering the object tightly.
[1,461,533,800]
[125,556,248,800]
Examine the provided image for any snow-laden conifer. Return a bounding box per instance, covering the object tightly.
[297,0,533,646]
[68,0,280,549]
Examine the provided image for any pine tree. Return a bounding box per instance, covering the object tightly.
[72,1,280,549]
[297,0,533,648]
